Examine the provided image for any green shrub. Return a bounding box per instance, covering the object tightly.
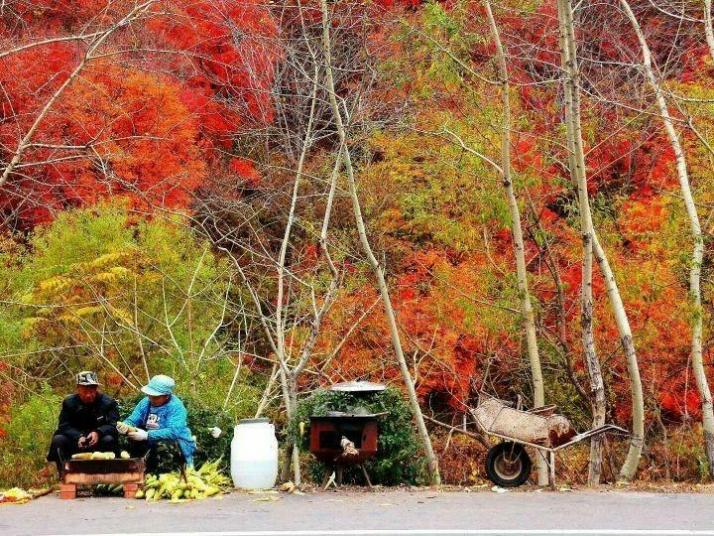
[1,204,234,391]
[289,387,426,486]
[0,388,62,488]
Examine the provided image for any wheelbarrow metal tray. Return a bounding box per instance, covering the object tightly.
[471,397,575,448]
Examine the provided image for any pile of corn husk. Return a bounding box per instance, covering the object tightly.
[0,487,33,504]
[137,460,231,502]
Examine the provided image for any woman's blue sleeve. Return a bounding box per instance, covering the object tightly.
[125,398,148,428]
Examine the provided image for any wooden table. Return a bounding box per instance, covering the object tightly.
[60,458,145,499]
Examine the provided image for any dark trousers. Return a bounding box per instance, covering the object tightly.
[127,438,185,473]
[47,433,118,473]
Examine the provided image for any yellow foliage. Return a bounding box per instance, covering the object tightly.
[57,313,81,324]
[37,276,71,295]
[143,272,162,284]
[94,271,119,284]
[86,251,133,270]
[21,317,46,338]
[109,266,130,277]
[109,306,134,326]
[74,306,103,317]
[22,247,143,336]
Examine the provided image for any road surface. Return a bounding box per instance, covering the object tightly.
[1,489,713,536]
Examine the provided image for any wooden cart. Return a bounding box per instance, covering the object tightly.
[60,457,145,499]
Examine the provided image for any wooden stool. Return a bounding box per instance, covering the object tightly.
[61,458,145,500]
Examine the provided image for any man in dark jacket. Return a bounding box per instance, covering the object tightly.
[47,371,119,475]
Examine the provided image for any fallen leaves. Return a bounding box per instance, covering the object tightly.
[0,487,33,504]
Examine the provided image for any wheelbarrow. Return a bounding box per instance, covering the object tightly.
[470,393,628,487]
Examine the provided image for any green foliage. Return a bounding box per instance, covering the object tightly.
[661,425,711,482]
[0,387,62,488]
[0,202,233,394]
[366,122,509,252]
[676,438,709,482]
[542,363,591,432]
[421,0,480,86]
[423,1,459,38]
[289,388,425,486]
[181,361,265,423]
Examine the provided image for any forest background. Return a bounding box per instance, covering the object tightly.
[1,0,714,489]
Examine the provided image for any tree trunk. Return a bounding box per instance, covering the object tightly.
[556,0,644,481]
[553,1,606,486]
[280,442,294,483]
[482,0,547,486]
[320,0,440,485]
[289,379,301,485]
[705,0,714,64]
[620,0,714,478]
[582,235,606,485]
[590,233,645,481]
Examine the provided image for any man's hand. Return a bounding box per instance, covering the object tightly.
[77,436,87,449]
[87,431,99,447]
[128,429,148,442]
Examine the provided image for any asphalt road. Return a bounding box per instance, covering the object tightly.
[2,489,714,536]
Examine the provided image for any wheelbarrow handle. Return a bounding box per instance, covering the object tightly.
[552,424,631,451]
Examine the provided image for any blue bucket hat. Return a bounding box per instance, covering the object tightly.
[141,374,175,396]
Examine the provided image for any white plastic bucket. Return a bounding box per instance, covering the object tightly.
[230,418,278,490]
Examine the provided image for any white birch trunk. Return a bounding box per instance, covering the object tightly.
[553,0,606,486]
[590,232,644,481]
[705,0,714,64]
[583,235,606,485]
[621,0,714,477]
[320,0,441,485]
[556,0,644,481]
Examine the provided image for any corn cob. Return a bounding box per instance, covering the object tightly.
[116,421,139,434]
[89,451,115,460]
[138,460,230,501]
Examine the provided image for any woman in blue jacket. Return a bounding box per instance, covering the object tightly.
[118,375,196,467]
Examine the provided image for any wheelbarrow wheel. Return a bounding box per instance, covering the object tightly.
[485,442,531,488]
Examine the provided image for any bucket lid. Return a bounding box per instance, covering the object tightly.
[239,418,270,425]
[330,380,385,393]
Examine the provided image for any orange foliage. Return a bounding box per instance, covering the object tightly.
[229,158,261,187]
[323,250,519,411]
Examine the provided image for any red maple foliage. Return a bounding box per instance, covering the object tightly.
[0,62,206,226]
[0,0,279,228]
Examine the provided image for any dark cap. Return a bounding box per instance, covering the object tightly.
[76,371,99,386]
